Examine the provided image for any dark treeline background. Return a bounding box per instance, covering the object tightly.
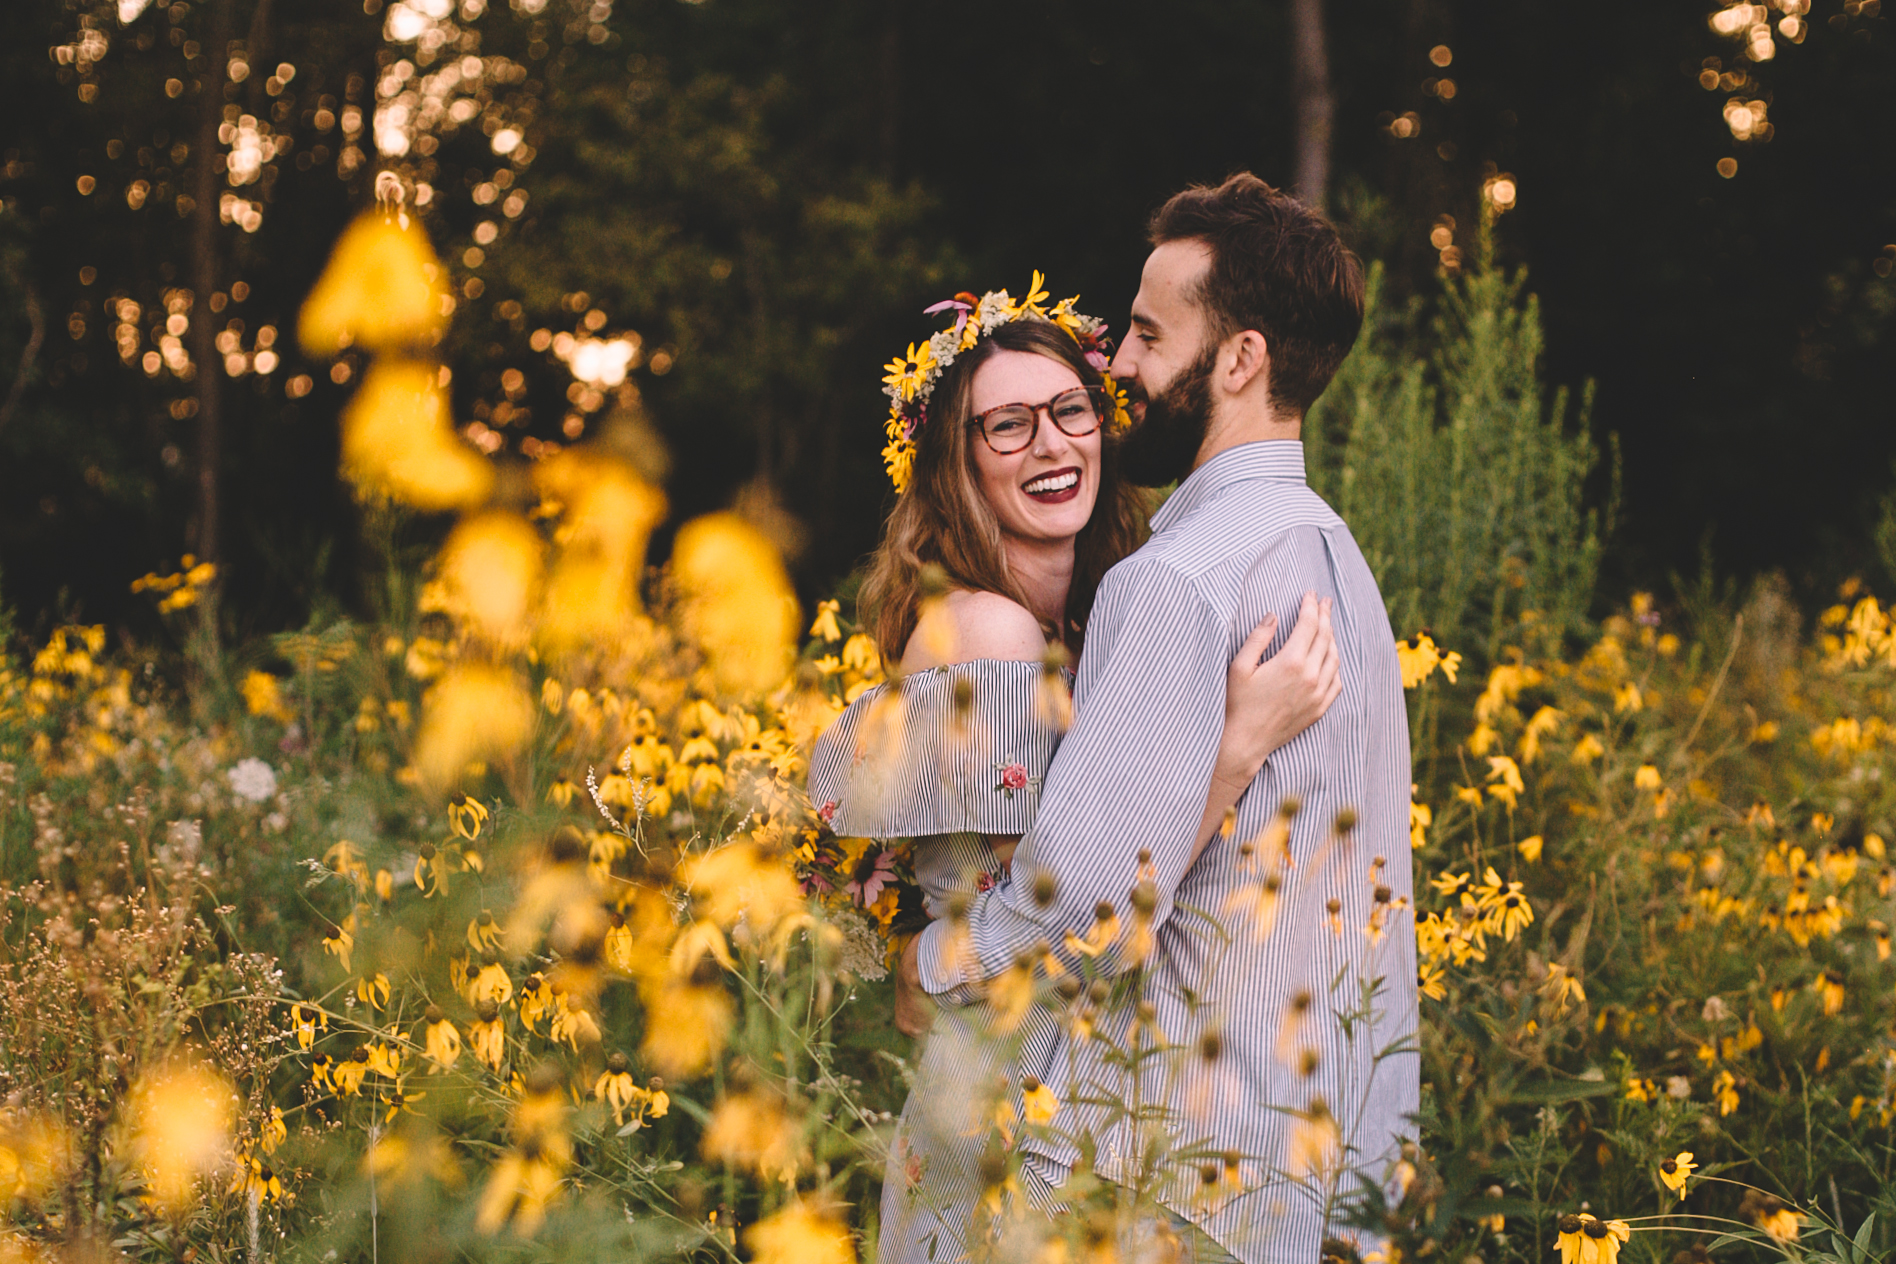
[1,0,1892,641]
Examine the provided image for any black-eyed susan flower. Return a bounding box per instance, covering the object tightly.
[229,1153,283,1204]
[333,1047,371,1097]
[366,1042,401,1079]
[808,599,843,643]
[1557,1214,1630,1264]
[421,1006,461,1071]
[469,1000,507,1072]
[447,792,488,842]
[356,972,391,1010]
[289,1003,326,1051]
[1020,1075,1059,1127]
[468,957,513,1009]
[594,1053,640,1128]
[321,920,355,974]
[1657,1151,1695,1198]
[260,1106,286,1156]
[466,910,502,954]
[474,1065,572,1235]
[309,1053,335,1093]
[1816,969,1845,1015]
[1740,1191,1801,1242]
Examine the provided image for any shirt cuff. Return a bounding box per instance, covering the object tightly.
[914,917,983,1005]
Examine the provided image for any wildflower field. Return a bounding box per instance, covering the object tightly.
[6,138,1896,1264]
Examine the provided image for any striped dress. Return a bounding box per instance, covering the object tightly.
[809,660,1070,1264]
[912,441,1418,1264]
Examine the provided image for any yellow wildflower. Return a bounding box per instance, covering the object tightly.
[1021,1075,1059,1126]
[1518,835,1544,862]
[422,1007,462,1071]
[702,1089,804,1183]
[1712,1068,1739,1116]
[289,1003,326,1051]
[1657,1151,1695,1198]
[745,1200,854,1264]
[809,599,843,643]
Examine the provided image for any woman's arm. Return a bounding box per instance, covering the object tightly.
[1188,593,1339,865]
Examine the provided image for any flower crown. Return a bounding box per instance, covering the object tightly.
[879,271,1132,493]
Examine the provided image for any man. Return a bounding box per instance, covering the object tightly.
[899,173,1417,1262]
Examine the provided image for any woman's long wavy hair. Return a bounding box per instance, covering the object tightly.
[859,319,1149,665]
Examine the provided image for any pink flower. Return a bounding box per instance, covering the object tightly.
[1084,350,1110,370]
[976,871,997,893]
[845,847,897,908]
[817,800,838,827]
[800,871,834,895]
[998,763,1029,792]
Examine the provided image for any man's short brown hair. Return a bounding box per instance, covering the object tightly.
[1148,172,1365,418]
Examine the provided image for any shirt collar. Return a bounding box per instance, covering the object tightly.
[1149,440,1307,533]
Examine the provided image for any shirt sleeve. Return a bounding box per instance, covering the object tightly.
[915,557,1228,996]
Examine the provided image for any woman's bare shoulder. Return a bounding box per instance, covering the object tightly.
[900,590,1046,672]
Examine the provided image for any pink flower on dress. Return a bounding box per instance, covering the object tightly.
[845,847,897,907]
[817,800,838,827]
[976,871,997,894]
[997,763,1029,795]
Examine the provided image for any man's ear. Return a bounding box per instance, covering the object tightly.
[1219,329,1270,397]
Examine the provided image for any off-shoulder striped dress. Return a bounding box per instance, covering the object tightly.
[809,658,1069,1264]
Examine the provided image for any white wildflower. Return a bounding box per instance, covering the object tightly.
[227,757,278,803]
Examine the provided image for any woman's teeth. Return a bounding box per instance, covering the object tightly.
[1023,470,1079,495]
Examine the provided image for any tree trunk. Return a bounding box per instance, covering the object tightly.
[190,0,232,572]
[1289,0,1334,211]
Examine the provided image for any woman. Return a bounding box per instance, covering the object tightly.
[810,283,1338,1264]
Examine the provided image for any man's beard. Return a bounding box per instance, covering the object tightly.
[1118,344,1216,488]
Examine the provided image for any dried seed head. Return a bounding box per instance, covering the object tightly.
[1299,1048,1320,1077]
[424,1004,444,1024]
[1280,796,1302,819]
[1137,848,1152,865]
[1094,901,1116,923]
[1130,881,1158,915]
[605,1051,629,1074]
[1326,897,1341,915]
[1033,871,1057,907]
[1374,885,1393,904]
[1201,1162,1220,1185]
[1200,1029,1222,1061]
[1289,990,1312,1015]
[1334,808,1358,835]
[1055,976,1082,1001]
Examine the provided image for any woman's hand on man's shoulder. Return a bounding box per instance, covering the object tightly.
[900,590,1047,672]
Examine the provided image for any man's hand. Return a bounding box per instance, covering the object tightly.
[895,934,935,1038]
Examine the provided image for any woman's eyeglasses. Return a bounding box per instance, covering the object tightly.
[969,386,1108,455]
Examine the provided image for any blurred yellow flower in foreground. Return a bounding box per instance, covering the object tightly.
[127,1062,235,1215]
[535,451,667,649]
[341,360,494,511]
[638,977,732,1079]
[671,512,799,695]
[746,1199,855,1264]
[702,1089,804,1182]
[299,207,448,356]
[436,512,544,645]
[414,665,535,792]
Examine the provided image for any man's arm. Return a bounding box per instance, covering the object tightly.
[912,559,1230,996]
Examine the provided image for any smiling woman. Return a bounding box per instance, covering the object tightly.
[858,318,1147,663]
